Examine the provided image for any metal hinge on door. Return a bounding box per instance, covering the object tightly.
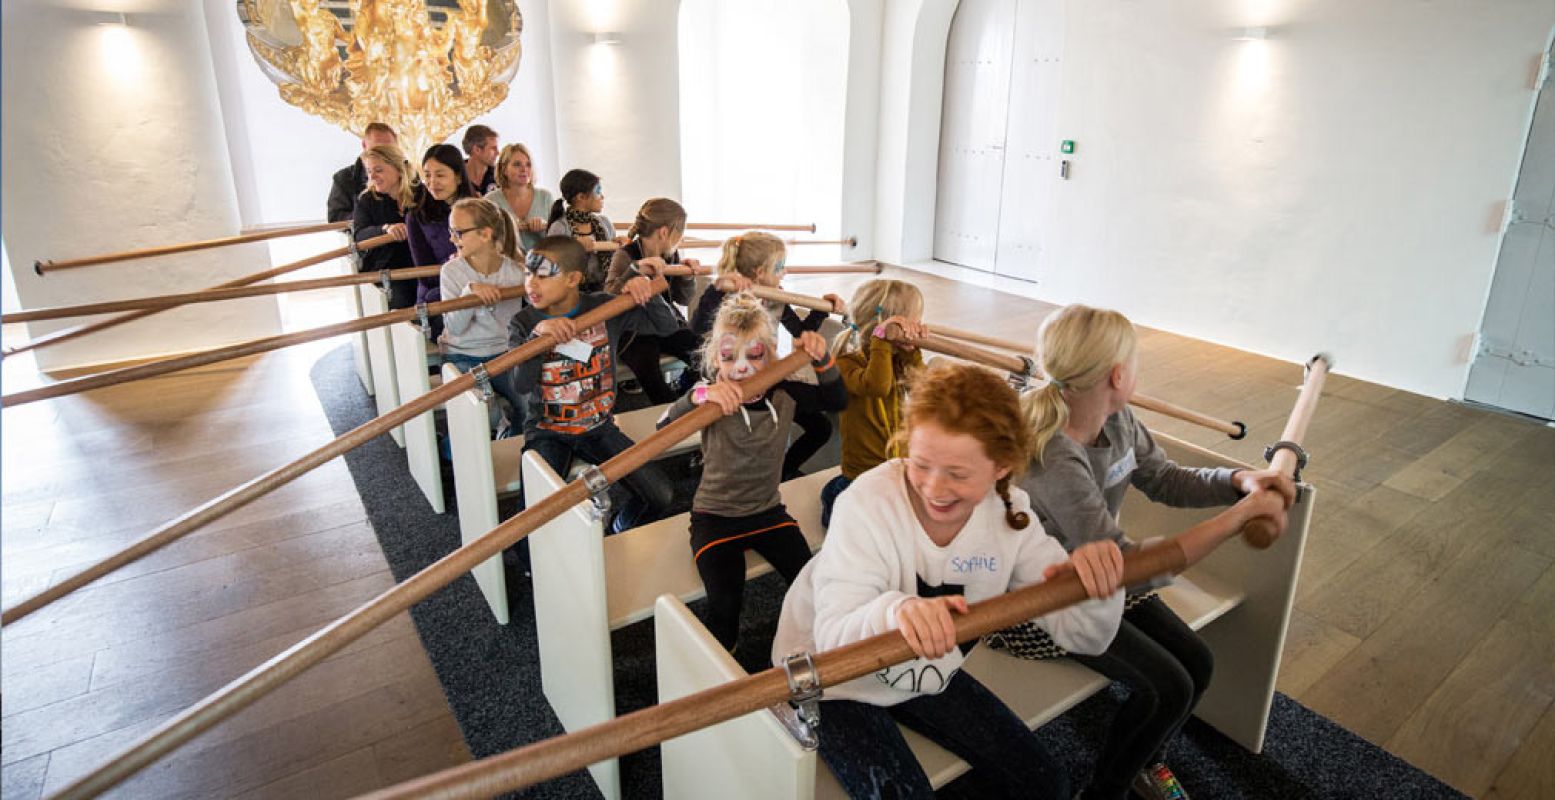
[1480,336,1555,368]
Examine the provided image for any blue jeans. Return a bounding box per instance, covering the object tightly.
[443,352,527,437]
[1068,595,1212,800]
[820,474,852,528]
[522,421,675,531]
[817,670,1070,799]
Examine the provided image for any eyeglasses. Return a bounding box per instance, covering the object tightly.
[449,227,480,241]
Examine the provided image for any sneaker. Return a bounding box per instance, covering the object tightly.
[1132,763,1189,800]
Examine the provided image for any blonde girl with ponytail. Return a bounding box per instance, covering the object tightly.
[437,197,529,435]
[819,279,930,527]
[770,360,1124,799]
[992,304,1295,800]
[689,231,846,480]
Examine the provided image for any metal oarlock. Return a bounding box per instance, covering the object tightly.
[470,363,495,402]
[378,270,394,296]
[579,465,612,520]
[415,303,432,340]
[779,651,823,750]
[1007,355,1037,391]
[1263,440,1309,482]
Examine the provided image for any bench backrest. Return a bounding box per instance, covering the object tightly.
[391,320,444,513]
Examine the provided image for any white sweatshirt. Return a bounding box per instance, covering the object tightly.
[438,255,527,356]
[771,459,1122,707]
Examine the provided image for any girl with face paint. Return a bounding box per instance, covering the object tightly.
[654,294,848,652]
[689,232,847,481]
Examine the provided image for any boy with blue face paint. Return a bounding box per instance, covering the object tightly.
[506,237,681,531]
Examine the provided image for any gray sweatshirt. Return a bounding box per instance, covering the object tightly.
[1021,406,1241,555]
[438,255,527,357]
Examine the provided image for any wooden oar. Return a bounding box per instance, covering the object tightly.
[33,221,351,274]
[43,349,818,800]
[742,286,1248,439]
[2,283,528,408]
[1242,354,1330,549]
[0,279,682,626]
[686,222,816,232]
[5,232,397,356]
[683,236,857,250]
[4,266,440,323]
[784,262,881,275]
[345,543,1188,800]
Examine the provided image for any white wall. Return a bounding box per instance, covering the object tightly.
[547,1,683,221]
[888,0,1555,399]
[677,0,849,241]
[1,0,281,371]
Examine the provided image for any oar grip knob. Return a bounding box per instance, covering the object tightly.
[1243,516,1280,549]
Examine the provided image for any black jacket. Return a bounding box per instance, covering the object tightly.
[327,161,366,222]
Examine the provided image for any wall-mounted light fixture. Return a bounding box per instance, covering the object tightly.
[593,32,622,45]
[1231,26,1269,41]
[92,11,129,26]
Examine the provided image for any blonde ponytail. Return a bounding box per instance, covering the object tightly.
[715,231,784,281]
[832,278,926,356]
[1024,305,1138,465]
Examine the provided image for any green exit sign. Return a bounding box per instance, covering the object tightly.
[1061,140,1076,154]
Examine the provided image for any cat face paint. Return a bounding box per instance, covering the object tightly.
[714,332,772,399]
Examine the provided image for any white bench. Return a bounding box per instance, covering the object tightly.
[655,432,1313,799]
[357,285,404,447]
[389,320,446,514]
[441,361,704,625]
[524,452,839,800]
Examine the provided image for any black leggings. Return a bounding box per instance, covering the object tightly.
[618,328,701,405]
[1069,595,1213,799]
[689,506,812,649]
[783,410,832,480]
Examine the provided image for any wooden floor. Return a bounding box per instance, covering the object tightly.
[3,265,1552,799]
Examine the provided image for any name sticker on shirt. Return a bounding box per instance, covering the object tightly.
[948,555,999,575]
[554,338,595,363]
[1104,447,1137,489]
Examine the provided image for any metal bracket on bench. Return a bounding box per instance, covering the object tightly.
[778,651,823,750]
[415,303,432,340]
[579,464,612,520]
[469,363,495,402]
[1263,440,1309,482]
[346,234,362,271]
[378,269,394,297]
[1007,355,1037,392]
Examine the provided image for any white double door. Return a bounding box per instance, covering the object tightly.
[1464,38,1555,421]
[933,0,1063,282]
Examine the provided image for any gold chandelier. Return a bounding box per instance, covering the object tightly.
[238,0,523,158]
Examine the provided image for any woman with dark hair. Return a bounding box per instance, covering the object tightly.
[405,144,478,337]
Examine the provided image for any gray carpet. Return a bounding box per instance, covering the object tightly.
[308,344,1466,799]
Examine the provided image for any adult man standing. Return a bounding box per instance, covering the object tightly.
[461,124,499,194]
[327,122,398,222]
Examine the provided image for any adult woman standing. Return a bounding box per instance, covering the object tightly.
[484,143,553,253]
[351,143,418,309]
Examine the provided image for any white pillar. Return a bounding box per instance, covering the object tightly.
[2,0,281,371]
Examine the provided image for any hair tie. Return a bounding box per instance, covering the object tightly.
[1048,376,1067,391]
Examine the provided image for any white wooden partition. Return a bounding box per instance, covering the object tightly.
[349,283,374,396]
[524,454,839,800]
[656,432,1314,799]
[356,285,403,447]
[390,321,445,513]
[441,361,512,625]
